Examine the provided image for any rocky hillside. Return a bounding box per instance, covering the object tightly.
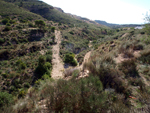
[1,0,150,112]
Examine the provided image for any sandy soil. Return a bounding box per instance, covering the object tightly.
[51,30,64,79]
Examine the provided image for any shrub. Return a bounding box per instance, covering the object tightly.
[64,53,77,66]
[138,50,150,64]
[0,92,13,108]
[0,38,4,44]
[41,73,51,80]
[9,20,15,24]
[18,90,26,98]
[119,60,139,78]
[16,59,22,65]
[0,70,2,74]
[20,19,27,23]
[51,35,55,43]
[144,24,150,35]
[38,56,46,66]
[6,23,11,26]
[64,68,79,77]
[69,31,74,35]
[19,63,26,69]
[43,76,108,112]
[123,50,134,58]
[44,62,52,70]
[97,66,127,93]
[1,73,7,78]
[133,44,143,51]
[16,60,26,70]
[3,26,12,31]
[140,31,145,34]
[35,56,52,78]
[16,25,23,29]
[35,20,45,28]
[46,55,52,63]
[46,50,52,55]
[28,23,34,27]
[2,19,9,25]
[51,27,55,32]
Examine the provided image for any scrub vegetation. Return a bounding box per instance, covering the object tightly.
[0,0,150,112]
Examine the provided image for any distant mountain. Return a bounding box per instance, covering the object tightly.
[95,20,142,28]
[54,7,64,13]
[54,7,103,26]
[3,0,85,26]
[3,0,107,28]
[66,13,101,26]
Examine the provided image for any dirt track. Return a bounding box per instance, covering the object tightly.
[51,30,64,79]
[79,51,91,70]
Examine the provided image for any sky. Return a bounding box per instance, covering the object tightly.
[42,0,150,24]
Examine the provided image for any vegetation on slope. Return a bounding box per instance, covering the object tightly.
[3,0,103,28]
[1,0,150,112]
[0,0,44,20]
[0,0,58,105]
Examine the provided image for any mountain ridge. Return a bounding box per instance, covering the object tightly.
[54,6,143,28]
[95,20,142,28]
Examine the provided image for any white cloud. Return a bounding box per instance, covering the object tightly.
[42,0,148,24]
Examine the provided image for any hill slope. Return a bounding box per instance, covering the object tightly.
[1,0,150,112]
[0,0,44,20]
[3,0,95,27]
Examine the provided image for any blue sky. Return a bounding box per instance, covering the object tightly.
[42,0,150,24]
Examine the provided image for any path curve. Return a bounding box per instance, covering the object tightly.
[79,51,91,70]
[51,30,64,79]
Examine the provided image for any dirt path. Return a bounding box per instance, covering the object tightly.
[79,51,91,70]
[51,30,64,79]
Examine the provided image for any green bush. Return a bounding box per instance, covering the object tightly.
[144,24,150,35]
[16,25,23,29]
[0,70,2,74]
[3,26,11,31]
[41,73,51,80]
[46,50,52,55]
[119,60,139,78]
[28,23,34,27]
[20,19,27,23]
[18,90,26,98]
[1,73,7,78]
[51,35,55,43]
[16,60,26,70]
[6,23,11,26]
[35,20,45,28]
[9,20,15,24]
[2,19,9,25]
[44,62,52,70]
[35,56,52,78]
[43,76,107,112]
[0,92,13,108]
[51,27,55,33]
[16,59,22,65]
[38,56,46,66]
[46,55,52,63]
[0,38,4,44]
[24,82,30,88]
[19,62,26,69]
[69,31,74,35]
[64,53,77,66]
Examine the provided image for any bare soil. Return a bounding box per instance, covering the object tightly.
[51,30,64,79]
